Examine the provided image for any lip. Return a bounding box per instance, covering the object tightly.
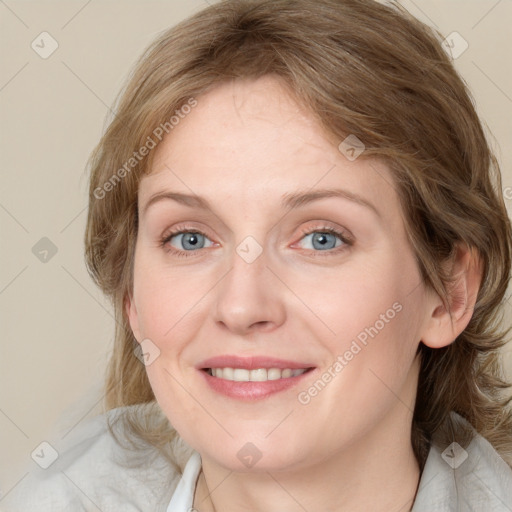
[196,355,314,370]
[196,355,316,401]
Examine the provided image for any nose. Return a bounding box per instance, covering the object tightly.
[213,245,286,335]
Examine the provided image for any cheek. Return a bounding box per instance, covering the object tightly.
[143,365,209,453]
[291,252,416,343]
[133,259,209,341]
[296,250,423,396]
[311,280,424,425]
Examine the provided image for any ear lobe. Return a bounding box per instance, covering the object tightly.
[421,244,483,349]
[125,293,142,343]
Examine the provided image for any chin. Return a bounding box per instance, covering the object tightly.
[195,433,313,473]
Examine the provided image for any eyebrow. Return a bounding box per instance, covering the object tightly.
[281,188,380,217]
[142,188,380,217]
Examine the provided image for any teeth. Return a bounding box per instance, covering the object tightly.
[222,367,234,380]
[233,368,250,381]
[267,368,281,380]
[250,368,267,382]
[208,367,308,381]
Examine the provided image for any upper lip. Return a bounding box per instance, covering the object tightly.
[197,355,315,370]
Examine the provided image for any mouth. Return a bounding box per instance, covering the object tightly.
[197,355,316,400]
[203,367,311,381]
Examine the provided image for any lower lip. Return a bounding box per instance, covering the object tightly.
[199,369,314,400]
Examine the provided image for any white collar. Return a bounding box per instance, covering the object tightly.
[166,451,202,511]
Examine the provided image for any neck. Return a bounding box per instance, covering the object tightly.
[193,403,421,512]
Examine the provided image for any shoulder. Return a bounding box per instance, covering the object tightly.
[413,411,512,511]
[1,403,195,512]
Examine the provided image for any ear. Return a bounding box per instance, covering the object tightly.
[125,293,142,343]
[421,244,483,349]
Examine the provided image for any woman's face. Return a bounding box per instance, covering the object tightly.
[127,75,435,472]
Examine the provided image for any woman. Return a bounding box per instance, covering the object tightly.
[4,0,512,510]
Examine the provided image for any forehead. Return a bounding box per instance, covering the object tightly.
[138,76,401,222]
[153,76,332,168]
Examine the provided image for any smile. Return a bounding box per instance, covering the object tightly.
[197,356,316,400]
[205,367,309,381]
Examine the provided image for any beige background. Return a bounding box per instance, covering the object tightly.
[1,0,511,497]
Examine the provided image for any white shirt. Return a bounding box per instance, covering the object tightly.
[2,404,511,511]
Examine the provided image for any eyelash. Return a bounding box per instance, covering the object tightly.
[159,224,353,259]
[295,226,353,258]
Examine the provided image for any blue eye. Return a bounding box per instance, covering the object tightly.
[161,225,352,259]
[300,231,342,251]
[167,231,214,251]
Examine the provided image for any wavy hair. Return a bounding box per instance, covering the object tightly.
[84,0,512,470]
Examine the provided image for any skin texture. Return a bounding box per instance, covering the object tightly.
[126,75,482,512]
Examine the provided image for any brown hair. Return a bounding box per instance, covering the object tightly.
[84,0,512,470]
